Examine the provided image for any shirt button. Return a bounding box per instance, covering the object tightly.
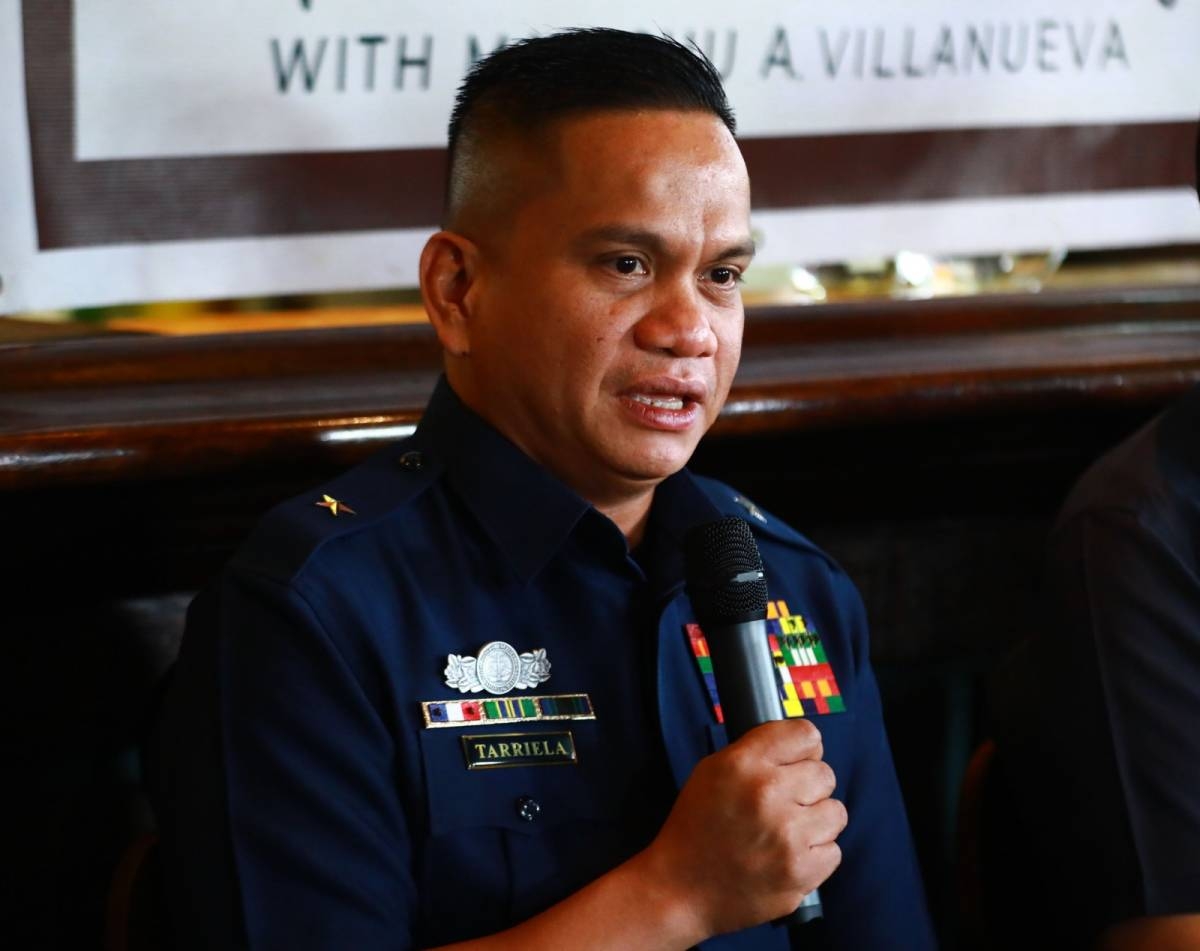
[516,795,541,823]
[397,450,425,471]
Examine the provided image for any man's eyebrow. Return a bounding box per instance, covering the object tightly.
[572,226,757,261]
[720,238,758,261]
[572,226,667,256]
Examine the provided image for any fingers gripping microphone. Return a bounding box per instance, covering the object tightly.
[684,516,823,926]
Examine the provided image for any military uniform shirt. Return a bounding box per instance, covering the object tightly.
[152,377,934,950]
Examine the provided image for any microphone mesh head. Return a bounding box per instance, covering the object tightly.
[684,516,768,624]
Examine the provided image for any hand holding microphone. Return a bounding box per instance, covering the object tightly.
[637,517,844,943]
[680,516,842,929]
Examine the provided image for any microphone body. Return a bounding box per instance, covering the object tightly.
[704,618,783,742]
[684,516,824,927]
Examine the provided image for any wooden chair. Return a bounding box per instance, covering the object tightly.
[955,737,1038,949]
[104,832,167,951]
[955,738,999,947]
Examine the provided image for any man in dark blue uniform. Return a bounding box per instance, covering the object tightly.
[152,29,934,950]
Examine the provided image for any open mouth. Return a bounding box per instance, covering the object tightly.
[628,393,687,411]
[619,380,706,431]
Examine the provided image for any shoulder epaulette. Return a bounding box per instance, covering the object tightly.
[690,474,836,567]
[232,439,443,583]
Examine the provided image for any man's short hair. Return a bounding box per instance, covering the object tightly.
[444,28,736,225]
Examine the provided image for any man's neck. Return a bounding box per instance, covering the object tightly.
[596,489,655,551]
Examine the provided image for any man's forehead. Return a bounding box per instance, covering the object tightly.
[547,107,739,153]
[542,109,748,192]
[454,107,749,243]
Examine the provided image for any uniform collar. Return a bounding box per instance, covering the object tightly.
[415,377,723,588]
[416,378,592,584]
[638,465,725,596]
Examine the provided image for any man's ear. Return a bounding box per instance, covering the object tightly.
[420,230,480,358]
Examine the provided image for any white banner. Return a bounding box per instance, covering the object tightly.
[1,0,1198,316]
[74,0,1199,159]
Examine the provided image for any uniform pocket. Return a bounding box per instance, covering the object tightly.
[414,725,626,932]
[418,726,610,837]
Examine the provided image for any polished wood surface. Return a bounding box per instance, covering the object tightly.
[3,285,1198,489]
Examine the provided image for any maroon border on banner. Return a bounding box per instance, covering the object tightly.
[21,1,1199,251]
[22,0,447,250]
[740,123,1198,210]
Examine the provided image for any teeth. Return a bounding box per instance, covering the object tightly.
[630,394,685,410]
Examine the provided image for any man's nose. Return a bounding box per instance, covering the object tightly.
[633,281,719,358]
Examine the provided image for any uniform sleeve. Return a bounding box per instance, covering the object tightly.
[159,569,417,950]
[1043,507,1200,922]
[808,572,937,951]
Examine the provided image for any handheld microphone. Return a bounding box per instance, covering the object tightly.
[683,515,823,926]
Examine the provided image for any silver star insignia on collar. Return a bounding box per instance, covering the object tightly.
[733,494,768,524]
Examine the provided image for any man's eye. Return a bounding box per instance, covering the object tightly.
[613,256,644,275]
[709,267,740,285]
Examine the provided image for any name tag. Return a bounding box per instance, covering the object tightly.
[461,731,578,769]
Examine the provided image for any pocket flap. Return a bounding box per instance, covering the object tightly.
[418,726,614,837]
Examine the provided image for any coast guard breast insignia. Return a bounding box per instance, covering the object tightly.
[444,641,551,695]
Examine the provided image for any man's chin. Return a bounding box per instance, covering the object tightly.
[575,426,704,494]
[611,443,697,485]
